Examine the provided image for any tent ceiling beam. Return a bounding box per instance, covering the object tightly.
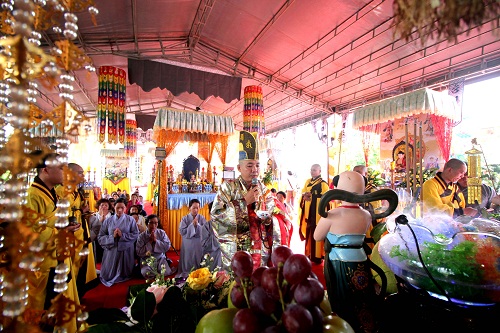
[237,0,295,64]
[270,0,388,82]
[188,0,215,51]
[34,1,500,134]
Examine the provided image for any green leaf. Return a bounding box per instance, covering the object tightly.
[130,289,156,325]
[371,222,387,244]
[153,286,196,333]
[87,322,142,333]
[87,308,131,325]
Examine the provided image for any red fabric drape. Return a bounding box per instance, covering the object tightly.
[430,115,453,161]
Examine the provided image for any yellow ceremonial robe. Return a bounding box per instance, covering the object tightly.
[298,176,330,262]
[56,187,98,286]
[27,177,86,332]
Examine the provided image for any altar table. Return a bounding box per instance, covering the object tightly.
[163,193,216,249]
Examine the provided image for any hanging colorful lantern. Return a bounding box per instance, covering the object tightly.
[97,66,126,143]
[125,119,137,157]
[243,85,265,136]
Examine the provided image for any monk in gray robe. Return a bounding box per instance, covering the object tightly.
[98,198,139,287]
[176,198,207,279]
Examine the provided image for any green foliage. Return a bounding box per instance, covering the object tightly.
[262,169,273,186]
[398,167,438,188]
[481,164,500,193]
[130,289,156,326]
[388,240,485,299]
[366,168,385,189]
[370,222,387,244]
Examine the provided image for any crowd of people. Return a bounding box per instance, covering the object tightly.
[25,136,500,332]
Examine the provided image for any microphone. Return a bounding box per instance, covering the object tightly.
[251,178,259,187]
[251,178,260,210]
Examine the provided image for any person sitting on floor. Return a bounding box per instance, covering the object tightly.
[98,198,139,287]
[136,214,176,278]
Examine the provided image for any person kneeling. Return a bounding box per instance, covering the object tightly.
[136,214,176,279]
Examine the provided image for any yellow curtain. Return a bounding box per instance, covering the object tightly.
[214,135,229,168]
[154,129,184,228]
[199,136,217,182]
[101,178,131,195]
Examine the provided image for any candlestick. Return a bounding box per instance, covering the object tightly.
[419,122,424,199]
[404,119,409,193]
[413,119,417,196]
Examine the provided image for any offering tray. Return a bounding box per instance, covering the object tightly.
[378,214,500,306]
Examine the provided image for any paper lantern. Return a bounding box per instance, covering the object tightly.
[243,85,265,136]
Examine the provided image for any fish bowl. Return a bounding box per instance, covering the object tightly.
[378,214,500,306]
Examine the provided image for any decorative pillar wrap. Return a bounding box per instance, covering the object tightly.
[125,119,137,157]
[243,85,265,136]
[98,66,126,143]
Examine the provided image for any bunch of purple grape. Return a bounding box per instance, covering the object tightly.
[230,246,327,333]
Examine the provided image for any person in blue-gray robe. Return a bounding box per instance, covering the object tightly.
[200,203,222,271]
[136,214,176,278]
[98,198,139,287]
[176,198,207,279]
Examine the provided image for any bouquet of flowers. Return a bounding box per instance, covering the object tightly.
[182,255,232,320]
[87,254,233,333]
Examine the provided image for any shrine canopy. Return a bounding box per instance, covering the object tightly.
[352,88,459,130]
[153,107,234,137]
[153,107,235,225]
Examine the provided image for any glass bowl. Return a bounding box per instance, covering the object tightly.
[378,215,500,306]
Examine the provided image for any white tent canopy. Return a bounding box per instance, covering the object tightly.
[352,88,459,129]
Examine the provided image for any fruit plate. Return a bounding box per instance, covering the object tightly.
[256,210,271,219]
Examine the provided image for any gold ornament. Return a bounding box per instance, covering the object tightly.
[0,35,54,83]
[0,10,14,35]
[0,130,51,175]
[34,5,63,31]
[55,40,92,72]
[30,102,88,138]
[61,0,96,12]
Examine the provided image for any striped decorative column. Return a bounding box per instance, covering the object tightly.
[243,85,265,136]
